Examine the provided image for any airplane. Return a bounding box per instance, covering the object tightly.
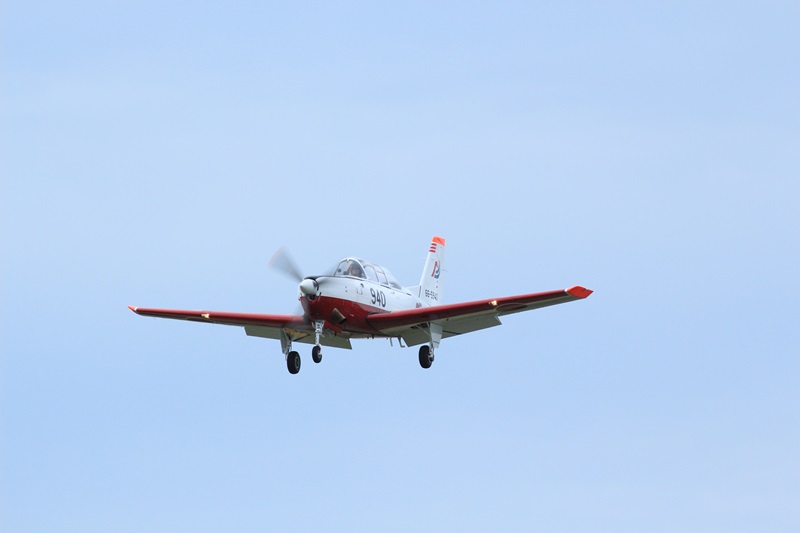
[129,236,592,374]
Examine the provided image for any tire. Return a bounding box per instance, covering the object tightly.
[287,351,301,374]
[312,345,322,364]
[418,345,433,369]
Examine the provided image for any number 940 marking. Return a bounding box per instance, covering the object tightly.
[370,288,387,307]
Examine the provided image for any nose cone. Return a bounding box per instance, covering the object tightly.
[299,278,319,296]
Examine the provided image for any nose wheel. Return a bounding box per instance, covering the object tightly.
[418,345,434,369]
[312,345,322,363]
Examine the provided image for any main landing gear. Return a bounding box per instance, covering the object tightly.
[285,347,324,374]
[283,324,324,374]
[287,350,301,374]
[286,347,322,374]
[418,344,434,369]
[419,322,440,370]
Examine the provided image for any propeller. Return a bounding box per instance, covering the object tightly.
[269,246,304,282]
[269,246,319,297]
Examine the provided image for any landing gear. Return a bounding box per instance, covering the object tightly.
[281,331,300,374]
[286,352,300,374]
[312,321,324,363]
[419,344,434,369]
[287,351,301,374]
[312,345,322,364]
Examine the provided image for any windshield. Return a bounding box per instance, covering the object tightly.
[331,258,402,289]
[332,259,366,279]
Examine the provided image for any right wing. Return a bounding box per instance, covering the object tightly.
[128,306,306,328]
[128,306,352,349]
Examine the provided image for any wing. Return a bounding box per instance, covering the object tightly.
[129,306,306,327]
[367,286,592,346]
[128,306,352,349]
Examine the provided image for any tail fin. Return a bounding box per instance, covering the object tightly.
[418,236,445,306]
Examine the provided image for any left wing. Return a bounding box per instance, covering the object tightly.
[127,306,352,349]
[367,286,592,345]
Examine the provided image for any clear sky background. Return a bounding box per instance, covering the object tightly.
[2,2,798,532]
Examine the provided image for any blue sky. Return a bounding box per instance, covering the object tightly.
[3,2,798,531]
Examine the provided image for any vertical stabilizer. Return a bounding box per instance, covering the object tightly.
[418,236,445,306]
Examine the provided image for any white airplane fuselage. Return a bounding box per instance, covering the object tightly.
[300,274,421,338]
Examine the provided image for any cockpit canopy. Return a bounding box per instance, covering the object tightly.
[332,258,403,290]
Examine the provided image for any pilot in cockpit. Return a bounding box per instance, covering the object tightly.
[346,261,365,278]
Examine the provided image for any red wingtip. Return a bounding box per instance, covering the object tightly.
[566,286,593,299]
[128,305,139,313]
[432,236,446,246]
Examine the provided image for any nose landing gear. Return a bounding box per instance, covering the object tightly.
[312,320,324,363]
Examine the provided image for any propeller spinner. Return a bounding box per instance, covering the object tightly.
[299,278,319,296]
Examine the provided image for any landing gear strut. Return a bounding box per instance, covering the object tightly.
[312,321,323,363]
[419,344,434,369]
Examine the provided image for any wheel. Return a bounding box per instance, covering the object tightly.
[312,345,322,364]
[287,351,301,374]
[418,345,433,369]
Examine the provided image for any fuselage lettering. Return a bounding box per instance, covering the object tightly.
[370,287,387,307]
